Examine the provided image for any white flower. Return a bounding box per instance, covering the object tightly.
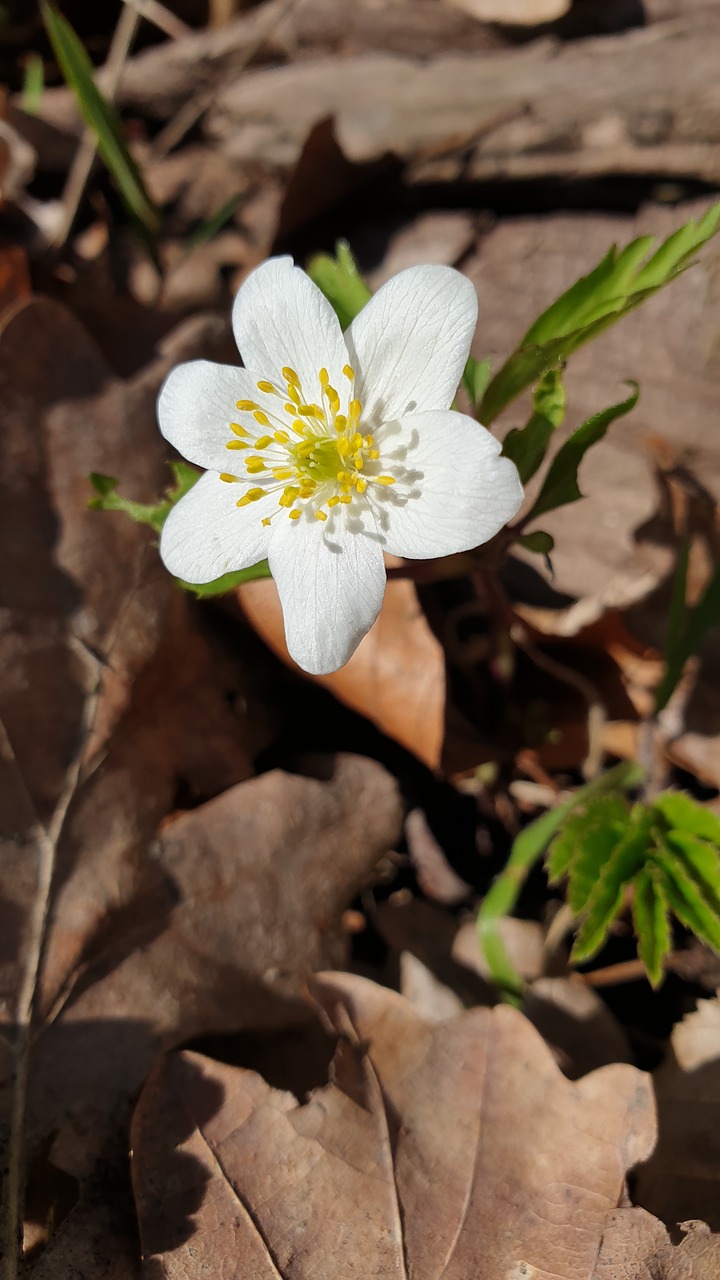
[158,257,523,675]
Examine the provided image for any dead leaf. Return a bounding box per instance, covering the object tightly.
[634,995,720,1233]
[595,1210,720,1279]
[237,575,445,769]
[132,973,655,1279]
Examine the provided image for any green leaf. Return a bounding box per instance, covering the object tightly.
[548,792,629,915]
[502,368,566,484]
[89,461,198,531]
[527,384,639,521]
[40,2,160,235]
[654,847,720,952]
[517,530,554,556]
[306,240,371,330]
[655,558,720,713]
[663,831,720,912]
[186,193,245,250]
[632,866,671,988]
[90,464,272,593]
[479,206,720,423]
[22,52,45,115]
[476,760,642,998]
[180,561,271,595]
[653,791,720,845]
[462,356,492,409]
[572,805,656,963]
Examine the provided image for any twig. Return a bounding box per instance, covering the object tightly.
[150,0,302,159]
[0,647,100,1280]
[123,0,192,39]
[52,1,140,249]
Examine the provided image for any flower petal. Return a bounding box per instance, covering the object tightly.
[160,471,273,583]
[268,511,386,674]
[345,265,477,424]
[368,410,524,558]
[232,257,350,408]
[158,360,265,472]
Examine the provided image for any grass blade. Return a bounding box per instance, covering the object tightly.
[41,2,160,234]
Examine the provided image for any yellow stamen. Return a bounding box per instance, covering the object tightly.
[368,449,379,460]
[289,508,302,520]
[257,380,277,393]
[226,441,249,450]
[230,422,250,437]
[282,366,300,386]
[343,364,355,381]
[262,517,271,526]
[354,452,364,469]
[356,478,367,494]
[236,400,258,411]
[253,411,270,427]
[254,434,272,449]
[336,438,351,456]
[339,494,352,504]
[328,496,340,507]
[376,475,396,485]
[246,488,264,501]
[219,472,238,483]
[318,368,329,386]
[272,468,295,481]
[326,387,340,413]
[334,414,347,433]
[349,398,362,420]
[315,509,328,521]
[274,431,290,444]
[279,487,299,507]
[286,385,301,406]
[246,460,265,474]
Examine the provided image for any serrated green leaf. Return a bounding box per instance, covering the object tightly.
[654,791,720,845]
[548,793,629,915]
[663,831,720,912]
[41,2,160,236]
[654,848,720,952]
[527,384,639,521]
[89,461,198,531]
[479,207,720,423]
[306,240,371,330]
[462,356,492,409]
[88,473,172,530]
[632,865,671,988]
[90,466,272,592]
[572,806,656,963]
[477,760,643,999]
[502,368,566,484]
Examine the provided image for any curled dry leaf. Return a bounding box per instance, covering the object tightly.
[132,972,656,1280]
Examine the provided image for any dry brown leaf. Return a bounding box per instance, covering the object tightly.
[132,972,655,1279]
[635,995,720,1233]
[238,575,445,768]
[595,1210,720,1279]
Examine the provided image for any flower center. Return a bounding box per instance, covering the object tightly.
[218,364,395,524]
